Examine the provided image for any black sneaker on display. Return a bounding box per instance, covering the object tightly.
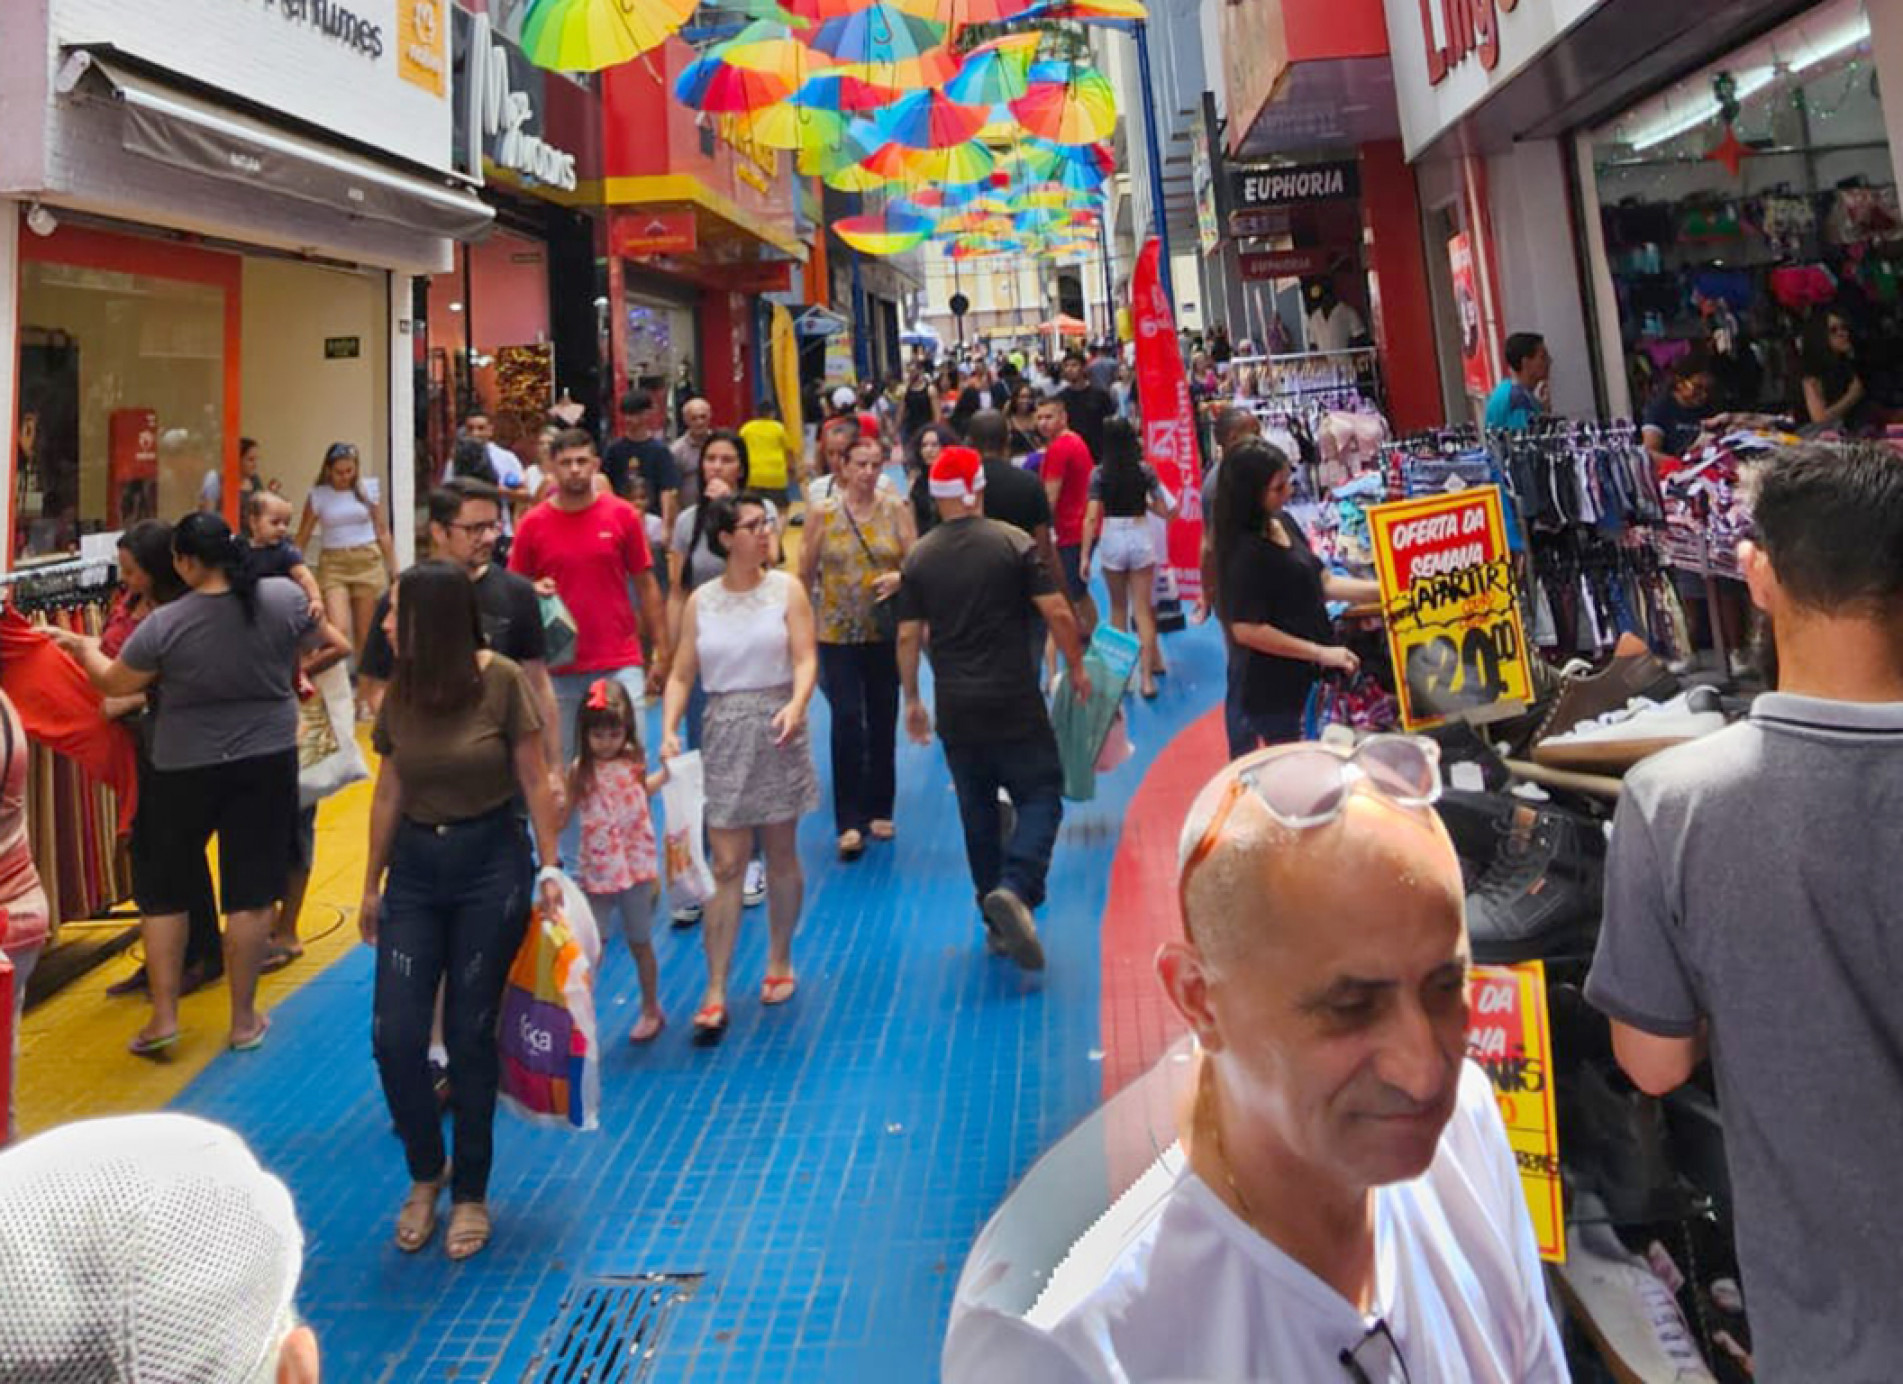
[1433,789,1519,889]
[1465,800,1606,965]
[1562,1064,1700,1226]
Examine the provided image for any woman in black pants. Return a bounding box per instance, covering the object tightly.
[361,562,561,1261]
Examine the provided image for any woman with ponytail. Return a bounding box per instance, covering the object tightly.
[51,511,350,1058]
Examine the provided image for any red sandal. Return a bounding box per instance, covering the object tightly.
[691,1002,728,1043]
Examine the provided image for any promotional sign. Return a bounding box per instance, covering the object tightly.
[1239,248,1337,281]
[1190,91,1222,257]
[1228,159,1360,212]
[1468,962,1565,1263]
[1368,485,1532,728]
[615,211,698,258]
[1227,208,1292,240]
[1448,233,1494,398]
[1131,236,1203,602]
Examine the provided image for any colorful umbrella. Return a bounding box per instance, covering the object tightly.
[873,89,991,150]
[674,56,793,113]
[519,0,697,69]
[1010,64,1117,144]
[908,0,1038,31]
[945,32,1041,105]
[835,210,934,255]
[791,72,902,113]
[720,20,832,86]
[1026,137,1117,180]
[897,140,996,185]
[1019,0,1147,19]
[806,5,946,66]
[739,101,853,151]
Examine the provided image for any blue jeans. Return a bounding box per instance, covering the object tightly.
[942,731,1064,910]
[372,805,532,1203]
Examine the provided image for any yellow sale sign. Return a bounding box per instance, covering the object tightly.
[1468,962,1565,1263]
[1369,485,1533,729]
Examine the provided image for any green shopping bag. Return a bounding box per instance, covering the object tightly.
[1052,624,1140,802]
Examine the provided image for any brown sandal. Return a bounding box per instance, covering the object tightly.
[395,1165,449,1253]
[445,1201,491,1261]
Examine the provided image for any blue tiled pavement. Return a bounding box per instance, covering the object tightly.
[171,614,1228,1381]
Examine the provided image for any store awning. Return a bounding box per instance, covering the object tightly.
[794,307,852,340]
[57,50,494,241]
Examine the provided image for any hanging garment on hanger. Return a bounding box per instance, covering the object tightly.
[0,609,138,831]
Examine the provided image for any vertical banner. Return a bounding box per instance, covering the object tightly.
[770,303,803,448]
[1131,237,1203,601]
[1448,233,1493,399]
[1369,485,1532,728]
[1468,962,1565,1263]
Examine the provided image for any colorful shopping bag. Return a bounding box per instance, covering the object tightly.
[498,879,600,1132]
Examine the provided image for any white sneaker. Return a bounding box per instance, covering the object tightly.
[1533,688,1725,773]
[1556,1205,1717,1383]
[743,858,767,907]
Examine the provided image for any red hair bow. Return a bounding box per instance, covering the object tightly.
[585,679,614,711]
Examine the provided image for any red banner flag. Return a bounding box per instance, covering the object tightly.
[1131,237,1203,601]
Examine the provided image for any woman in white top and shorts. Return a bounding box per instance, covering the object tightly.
[1080,418,1178,698]
[661,492,819,1044]
[296,442,397,668]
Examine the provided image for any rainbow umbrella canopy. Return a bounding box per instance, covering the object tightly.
[519,0,697,68]
[1010,61,1117,144]
[719,19,832,86]
[674,55,792,113]
[805,5,947,66]
[944,32,1041,106]
[791,72,902,113]
[835,208,935,254]
[1019,0,1147,18]
[740,100,853,151]
[873,89,991,150]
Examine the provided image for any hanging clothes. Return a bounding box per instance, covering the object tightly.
[0,609,138,831]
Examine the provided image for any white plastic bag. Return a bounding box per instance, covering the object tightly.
[297,661,367,808]
[660,750,716,909]
[498,869,600,1133]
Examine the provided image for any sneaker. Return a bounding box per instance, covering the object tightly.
[743,858,767,907]
[1533,687,1726,774]
[980,887,1045,971]
[1433,789,1518,890]
[671,902,703,929]
[1465,801,1605,965]
[1533,633,1680,749]
[1556,1197,1719,1384]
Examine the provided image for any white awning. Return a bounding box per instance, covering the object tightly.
[58,50,493,242]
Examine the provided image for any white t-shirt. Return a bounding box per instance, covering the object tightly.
[1307,302,1368,353]
[951,1062,1565,1383]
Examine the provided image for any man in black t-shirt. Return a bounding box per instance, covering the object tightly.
[1057,350,1116,463]
[601,391,680,534]
[359,479,563,805]
[968,411,1065,671]
[897,445,1091,972]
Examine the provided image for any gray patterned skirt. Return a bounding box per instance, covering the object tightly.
[702,685,821,829]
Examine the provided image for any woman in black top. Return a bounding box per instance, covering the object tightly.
[1801,312,1879,432]
[1005,383,1042,459]
[1212,443,1379,758]
[906,422,959,539]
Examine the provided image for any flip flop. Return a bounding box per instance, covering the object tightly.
[869,820,896,840]
[837,830,865,860]
[691,1003,728,1044]
[259,944,305,975]
[229,1015,272,1052]
[128,1030,180,1059]
[761,974,798,1006]
[629,1012,665,1044]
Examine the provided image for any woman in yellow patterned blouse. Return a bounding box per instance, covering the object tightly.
[798,434,917,858]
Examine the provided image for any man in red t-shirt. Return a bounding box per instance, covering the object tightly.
[1037,395,1099,637]
[510,429,668,854]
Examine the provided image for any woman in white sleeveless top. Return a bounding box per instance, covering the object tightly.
[661,493,819,1043]
[295,442,397,670]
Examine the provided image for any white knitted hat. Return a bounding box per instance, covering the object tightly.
[0,1113,305,1383]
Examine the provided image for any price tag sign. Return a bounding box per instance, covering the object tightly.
[1368,485,1532,729]
[1468,962,1565,1263]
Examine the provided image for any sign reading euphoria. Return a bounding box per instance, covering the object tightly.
[1368,485,1532,729]
[1468,962,1565,1263]
[1228,160,1360,212]
[267,0,385,59]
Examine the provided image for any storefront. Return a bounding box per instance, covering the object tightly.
[2,0,485,566]
[416,5,605,482]
[1384,0,1903,423]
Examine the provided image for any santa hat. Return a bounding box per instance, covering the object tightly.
[929,446,986,505]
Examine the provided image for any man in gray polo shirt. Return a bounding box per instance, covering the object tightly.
[1586,443,1903,1381]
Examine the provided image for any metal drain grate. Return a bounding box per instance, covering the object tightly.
[525,1273,703,1383]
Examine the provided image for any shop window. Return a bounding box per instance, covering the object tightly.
[1587,0,1893,421]
[16,255,232,558]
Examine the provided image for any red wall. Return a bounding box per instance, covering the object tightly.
[1359,140,1443,435]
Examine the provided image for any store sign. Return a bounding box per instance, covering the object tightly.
[1228,160,1359,212]
[1190,91,1221,257]
[1383,0,1610,157]
[1239,248,1336,280]
[52,0,452,171]
[1368,485,1532,728]
[1448,233,1494,397]
[460,10,579,191]
[1132,237,1203,602]
[1227,208,1292,240]
[1469,962,1565,1263]
[616,211,698,258]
